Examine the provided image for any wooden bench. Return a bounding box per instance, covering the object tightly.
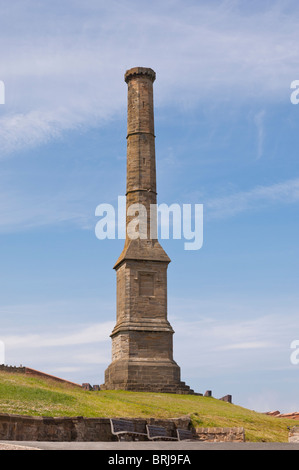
[146,424,178,441]
[110,419,148,441]
[176,428,196,441]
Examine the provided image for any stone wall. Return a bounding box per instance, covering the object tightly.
[0,414,189,442]
[219,394,232,403]
[288,426,299,442]
[0,413,245,442]
[0,365,26,374]
[195,427,245,442]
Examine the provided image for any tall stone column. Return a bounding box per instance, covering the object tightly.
[101,67,195,394]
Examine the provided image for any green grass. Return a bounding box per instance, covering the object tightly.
[0,371,295,442]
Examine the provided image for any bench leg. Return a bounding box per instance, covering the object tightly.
[118,435,138,442]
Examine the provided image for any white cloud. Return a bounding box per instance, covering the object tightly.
[168,294,299,383]
[1,174,298,233]
[1,315,114,373]
[0,0,299,155]
[2,297,294,378]
[0,185,94,233]
[1,294,299,410]
[0,109,82,154]
[206,177,299,219]
[219,341,273,351]
[2,322,114,349]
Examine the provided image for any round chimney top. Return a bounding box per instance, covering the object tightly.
[124,67,156,83]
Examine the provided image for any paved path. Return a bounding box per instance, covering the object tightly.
[1,440,299,450]
[0,442,41,450]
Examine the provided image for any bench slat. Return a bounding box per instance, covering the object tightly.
[176,428,195,441]
[146,425,178,441]
[110,419,147,441]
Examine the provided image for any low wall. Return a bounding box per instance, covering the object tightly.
[0,365,26,374]
[0,413,245,442]
[195,427,245,442]
[0,365,81,388]
[0,414,190,442]
[288,426,299,443]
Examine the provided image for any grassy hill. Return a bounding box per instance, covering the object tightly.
[0,370,295,442]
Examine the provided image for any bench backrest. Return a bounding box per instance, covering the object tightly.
[146,425,168,438]
[110,419,135,434]
[176,428,194,440]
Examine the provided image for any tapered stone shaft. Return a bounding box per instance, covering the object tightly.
[101,67,195,394]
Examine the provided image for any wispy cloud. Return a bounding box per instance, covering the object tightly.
[171,312,299,382]
[206,177,299,219]
[0,299,115,376]
[2,322,114,349]
[2,300,298,386]
[1,294,298,409]
[0,183,96,233]
[1,175,298,232]
[0,0,298,155]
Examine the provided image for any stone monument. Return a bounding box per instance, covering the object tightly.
[101,67,195,394]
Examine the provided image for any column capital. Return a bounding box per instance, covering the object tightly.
[124,67,156,83]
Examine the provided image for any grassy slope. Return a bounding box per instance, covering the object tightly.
[0,371,295,442]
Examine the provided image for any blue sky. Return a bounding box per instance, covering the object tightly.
[0,0,299,413]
